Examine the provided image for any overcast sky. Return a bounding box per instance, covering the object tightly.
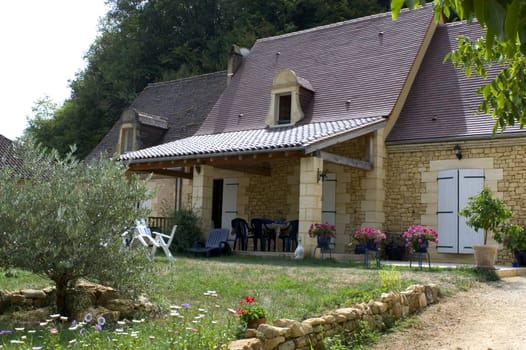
[0,0,108,140]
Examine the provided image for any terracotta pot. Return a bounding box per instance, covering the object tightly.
[247,317,266,329]
[473,245,498,269]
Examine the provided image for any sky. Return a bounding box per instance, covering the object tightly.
[0,0,109,140]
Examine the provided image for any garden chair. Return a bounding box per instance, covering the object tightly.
[123,220,175,261]
[151,224,177,261]
[250,218,274,251]
[231,218,253,250]
[187,228,230,257]
[279,219,298,252]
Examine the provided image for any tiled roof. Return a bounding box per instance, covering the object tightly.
[0,134,22,171]
[120,117,385,161]
[86,71,226,160]
[387,22,526,143]
[197,5,434,135]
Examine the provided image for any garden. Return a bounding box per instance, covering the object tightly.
[0,255,486,349]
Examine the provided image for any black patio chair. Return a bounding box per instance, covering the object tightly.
[250,218,274,251]
[279,219,299,252]
[231,218,253,250]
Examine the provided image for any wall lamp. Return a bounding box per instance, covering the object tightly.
[317,168,328,183]
[453,144,462,160]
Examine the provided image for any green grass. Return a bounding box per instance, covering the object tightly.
[0,255,482,349]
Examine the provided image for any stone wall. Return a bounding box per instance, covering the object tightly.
[0,281,159,323]
[228,284,439,350]
[385,138,526,265]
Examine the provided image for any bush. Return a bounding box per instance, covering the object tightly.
[166,209,203,252]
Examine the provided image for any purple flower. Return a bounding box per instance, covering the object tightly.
[84,313,93,323]
[0,329,13,335]
[97,316,106,326]
[95,324,102,332]
[182,303,191,309]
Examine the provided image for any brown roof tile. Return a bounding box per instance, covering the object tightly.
[387,22,526,143]
[197,5,434,136]
[0,134,23,171]
[86,71,226,160]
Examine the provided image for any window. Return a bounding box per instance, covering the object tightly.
[265,69,313,127]
[278,94,292,124]
[120,127,134,154]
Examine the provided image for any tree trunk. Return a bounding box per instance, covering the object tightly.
[54,278,70,317]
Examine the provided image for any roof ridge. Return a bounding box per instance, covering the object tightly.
[257,4,432,43]
[144,70,226,88]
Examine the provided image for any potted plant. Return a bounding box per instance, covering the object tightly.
[459,187,512,269]
[308,223,336,249]
[402,225,438,255]
[235,296,267,329]
[500,224,526,267]
[383,232,406,260]
[353,227,386,250]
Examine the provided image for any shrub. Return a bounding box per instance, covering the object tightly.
[166,209,203,252]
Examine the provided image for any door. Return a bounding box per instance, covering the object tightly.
[221,177,238,230]
[322,173,336,225]
[437,169,484,253]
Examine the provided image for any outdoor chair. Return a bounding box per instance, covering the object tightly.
[231,218,253,250]
[151,224,177,261]
[279,219,298,252]
[187,228,230,257]
[123,220,175,261]
[251,218,274,251]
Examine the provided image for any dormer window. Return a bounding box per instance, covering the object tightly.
[278,94,292,124]
[119,125,135,154]
[266,69,314,127]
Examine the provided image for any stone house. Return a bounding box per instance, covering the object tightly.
[88,71,226,216]
[96,5,526,264]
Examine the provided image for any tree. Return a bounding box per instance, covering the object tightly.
[0,138,153,316]
[391,0,526,131]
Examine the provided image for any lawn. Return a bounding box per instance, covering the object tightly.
[0,254,480,349]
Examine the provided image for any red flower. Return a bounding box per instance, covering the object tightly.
[244,296,255,303]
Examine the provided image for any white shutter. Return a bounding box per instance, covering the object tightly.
[437,169,459,253]
[322,173,336,225]
[221,178,238,229]
[458,169,484,253]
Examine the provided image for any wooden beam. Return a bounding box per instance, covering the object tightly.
[128,165,193,179]
[213,164,272,176]
[317,151,372,170]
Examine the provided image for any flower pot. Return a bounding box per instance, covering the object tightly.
[385,246,404,260]
[514,250,526,267]
[366,239,378,251]
[415,241,429,253]
[473,245,498,269]
[317,235,331,249]
[247,317,266,329]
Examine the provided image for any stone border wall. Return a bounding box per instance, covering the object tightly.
[228,284,439,350]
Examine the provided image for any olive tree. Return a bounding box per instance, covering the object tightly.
[0,139,153,316]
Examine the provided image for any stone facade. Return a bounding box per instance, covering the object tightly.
[385,137,526,265]
[228,284,439,350]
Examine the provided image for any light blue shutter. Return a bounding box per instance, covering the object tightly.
[437,169,458,253]
[458,169,484,253]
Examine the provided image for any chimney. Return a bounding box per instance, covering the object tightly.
[227,44,249,86]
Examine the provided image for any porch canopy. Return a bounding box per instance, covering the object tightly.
[119,117,385,176]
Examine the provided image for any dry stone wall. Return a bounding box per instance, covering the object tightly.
[228,284,439,350]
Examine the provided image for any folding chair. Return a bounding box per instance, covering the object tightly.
[187,228,230,257]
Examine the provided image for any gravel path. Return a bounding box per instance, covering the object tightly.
[373,276,526,350]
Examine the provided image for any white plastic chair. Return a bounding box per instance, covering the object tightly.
[124,220,175,261]
[151,224,177,261]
